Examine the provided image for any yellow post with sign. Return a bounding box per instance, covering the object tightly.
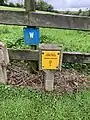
[39,44,63,91]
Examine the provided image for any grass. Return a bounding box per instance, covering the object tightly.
[0,25,90,52]
[0,85,89,120]
[40,28,90,52]
[0,6,24,11]
[0,6,54,14]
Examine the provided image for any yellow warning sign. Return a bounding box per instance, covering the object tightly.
[42,51,60,70]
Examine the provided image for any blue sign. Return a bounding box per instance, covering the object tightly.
[24,27,40,45]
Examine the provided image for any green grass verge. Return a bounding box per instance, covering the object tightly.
[0,85,89,120]
[41,28,90,52]
[0,6,24,11]
[0,25,90,52]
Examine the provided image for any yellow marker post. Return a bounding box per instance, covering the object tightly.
[39,44,63,91]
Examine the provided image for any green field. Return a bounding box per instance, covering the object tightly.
[0,25,90,52]
[0,85,89,120]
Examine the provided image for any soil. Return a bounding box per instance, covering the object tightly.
[7,61,90,93]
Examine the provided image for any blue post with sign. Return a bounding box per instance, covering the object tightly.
[24,27,40,71]
[24,27,40,46]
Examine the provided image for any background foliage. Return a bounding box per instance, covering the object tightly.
[1,0,90,15]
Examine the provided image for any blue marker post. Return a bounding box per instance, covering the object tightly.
[24,1,39,72]
[24,27,40,71]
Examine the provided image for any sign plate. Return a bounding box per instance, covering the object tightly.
[24,27,40,45]
[42,51,60,70]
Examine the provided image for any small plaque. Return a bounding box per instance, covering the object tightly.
[42,51,60,70]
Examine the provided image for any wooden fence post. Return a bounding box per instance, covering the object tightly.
[25,0,38,72]
[25,0,36,51]
[25,0,36,12]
